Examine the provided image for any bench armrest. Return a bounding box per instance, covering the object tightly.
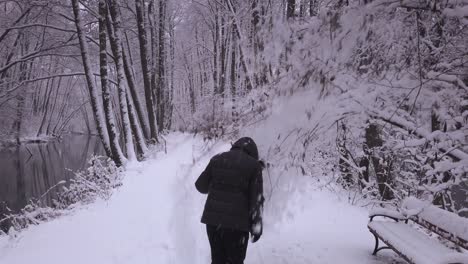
[369,208,407,222]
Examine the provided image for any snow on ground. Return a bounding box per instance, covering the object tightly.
[0,133,402,264]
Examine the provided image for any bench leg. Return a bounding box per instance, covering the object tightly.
[372,233,392,255]
[372,233,379,255]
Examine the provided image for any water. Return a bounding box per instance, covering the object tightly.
[0,134,104,218]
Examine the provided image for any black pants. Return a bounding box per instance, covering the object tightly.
[206,225,249,264]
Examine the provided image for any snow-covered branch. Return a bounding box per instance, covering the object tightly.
[427,71,468,91]
[369,109,468,161]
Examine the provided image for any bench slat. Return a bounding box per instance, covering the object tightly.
[402,197,468,250]
[368,221,462,264]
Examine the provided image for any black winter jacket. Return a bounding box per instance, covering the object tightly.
[195,137,264,233]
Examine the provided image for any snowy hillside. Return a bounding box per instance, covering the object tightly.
[0,133,403,264]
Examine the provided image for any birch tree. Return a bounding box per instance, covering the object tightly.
[107,0,137,161]
[71,0,113,158]
[135,0,159,141]
[99,0,125,165]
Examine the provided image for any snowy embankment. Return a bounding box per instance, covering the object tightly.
[0,133,401,263]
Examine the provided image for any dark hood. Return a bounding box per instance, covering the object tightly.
[231,137,259,160]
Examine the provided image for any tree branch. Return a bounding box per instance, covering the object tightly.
[4,23,77,33]
[0,72,117,104]
[0,6,32,44]
[0,43,79,74]
[369,109,468,161]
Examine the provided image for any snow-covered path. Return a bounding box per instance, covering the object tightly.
[0,133,401,264]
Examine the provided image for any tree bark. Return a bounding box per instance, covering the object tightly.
[108,0,137,161]
[135,0,158,141]
[122,43,150,140]
[148,0,158,124]
[167,17,176,130]
[287,0,296,19]
[157,0,166,131]
[230,24,237,124]
[212,6,219,95]
[309,0,317,16]
[219,17,227,97]
[225,0,254,91]
[365,123,394,201]
[126,87,148,157]
[99,0,125,165]
[71,0,112,158]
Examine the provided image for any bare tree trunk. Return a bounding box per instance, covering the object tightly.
[287,0,296,18]
[37,76,55,137]
[71,0,112,158]
[99,0,125,165]
[79,84,92,134]
[38,63,53,114]
[309,0,317,16]
[81,107,91,134]
[219,17,227,97]
[299,0,306,17]
[195,28,203,92]
[365,123,394,200]
[122,37,150,140]
[37,60,57,137]
[212,6,219,95]
[108,0,136,161]
[230,24,238,124]
[225,0,254,91]
[45,76,62,135]
[148,0,158,124]
[135,0,158,141]
[126,88,148,157]
[167,17,176,130]
[157,0,166,131]
[182,47,196,114]
[52,77,76,134]
[251,0,260,85]
[15,61,28,144]
[50,77,71,134]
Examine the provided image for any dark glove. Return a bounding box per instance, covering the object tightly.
[259,160,266,170]
[251,232,261,243]
[250,222,263,243]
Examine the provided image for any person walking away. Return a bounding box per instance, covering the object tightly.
[195,137,265,264]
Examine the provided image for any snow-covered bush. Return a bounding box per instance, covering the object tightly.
[54,156,122,208]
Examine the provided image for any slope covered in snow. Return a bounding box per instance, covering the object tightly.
[0,133,403,264]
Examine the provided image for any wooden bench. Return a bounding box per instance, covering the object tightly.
[368,197,468,264]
